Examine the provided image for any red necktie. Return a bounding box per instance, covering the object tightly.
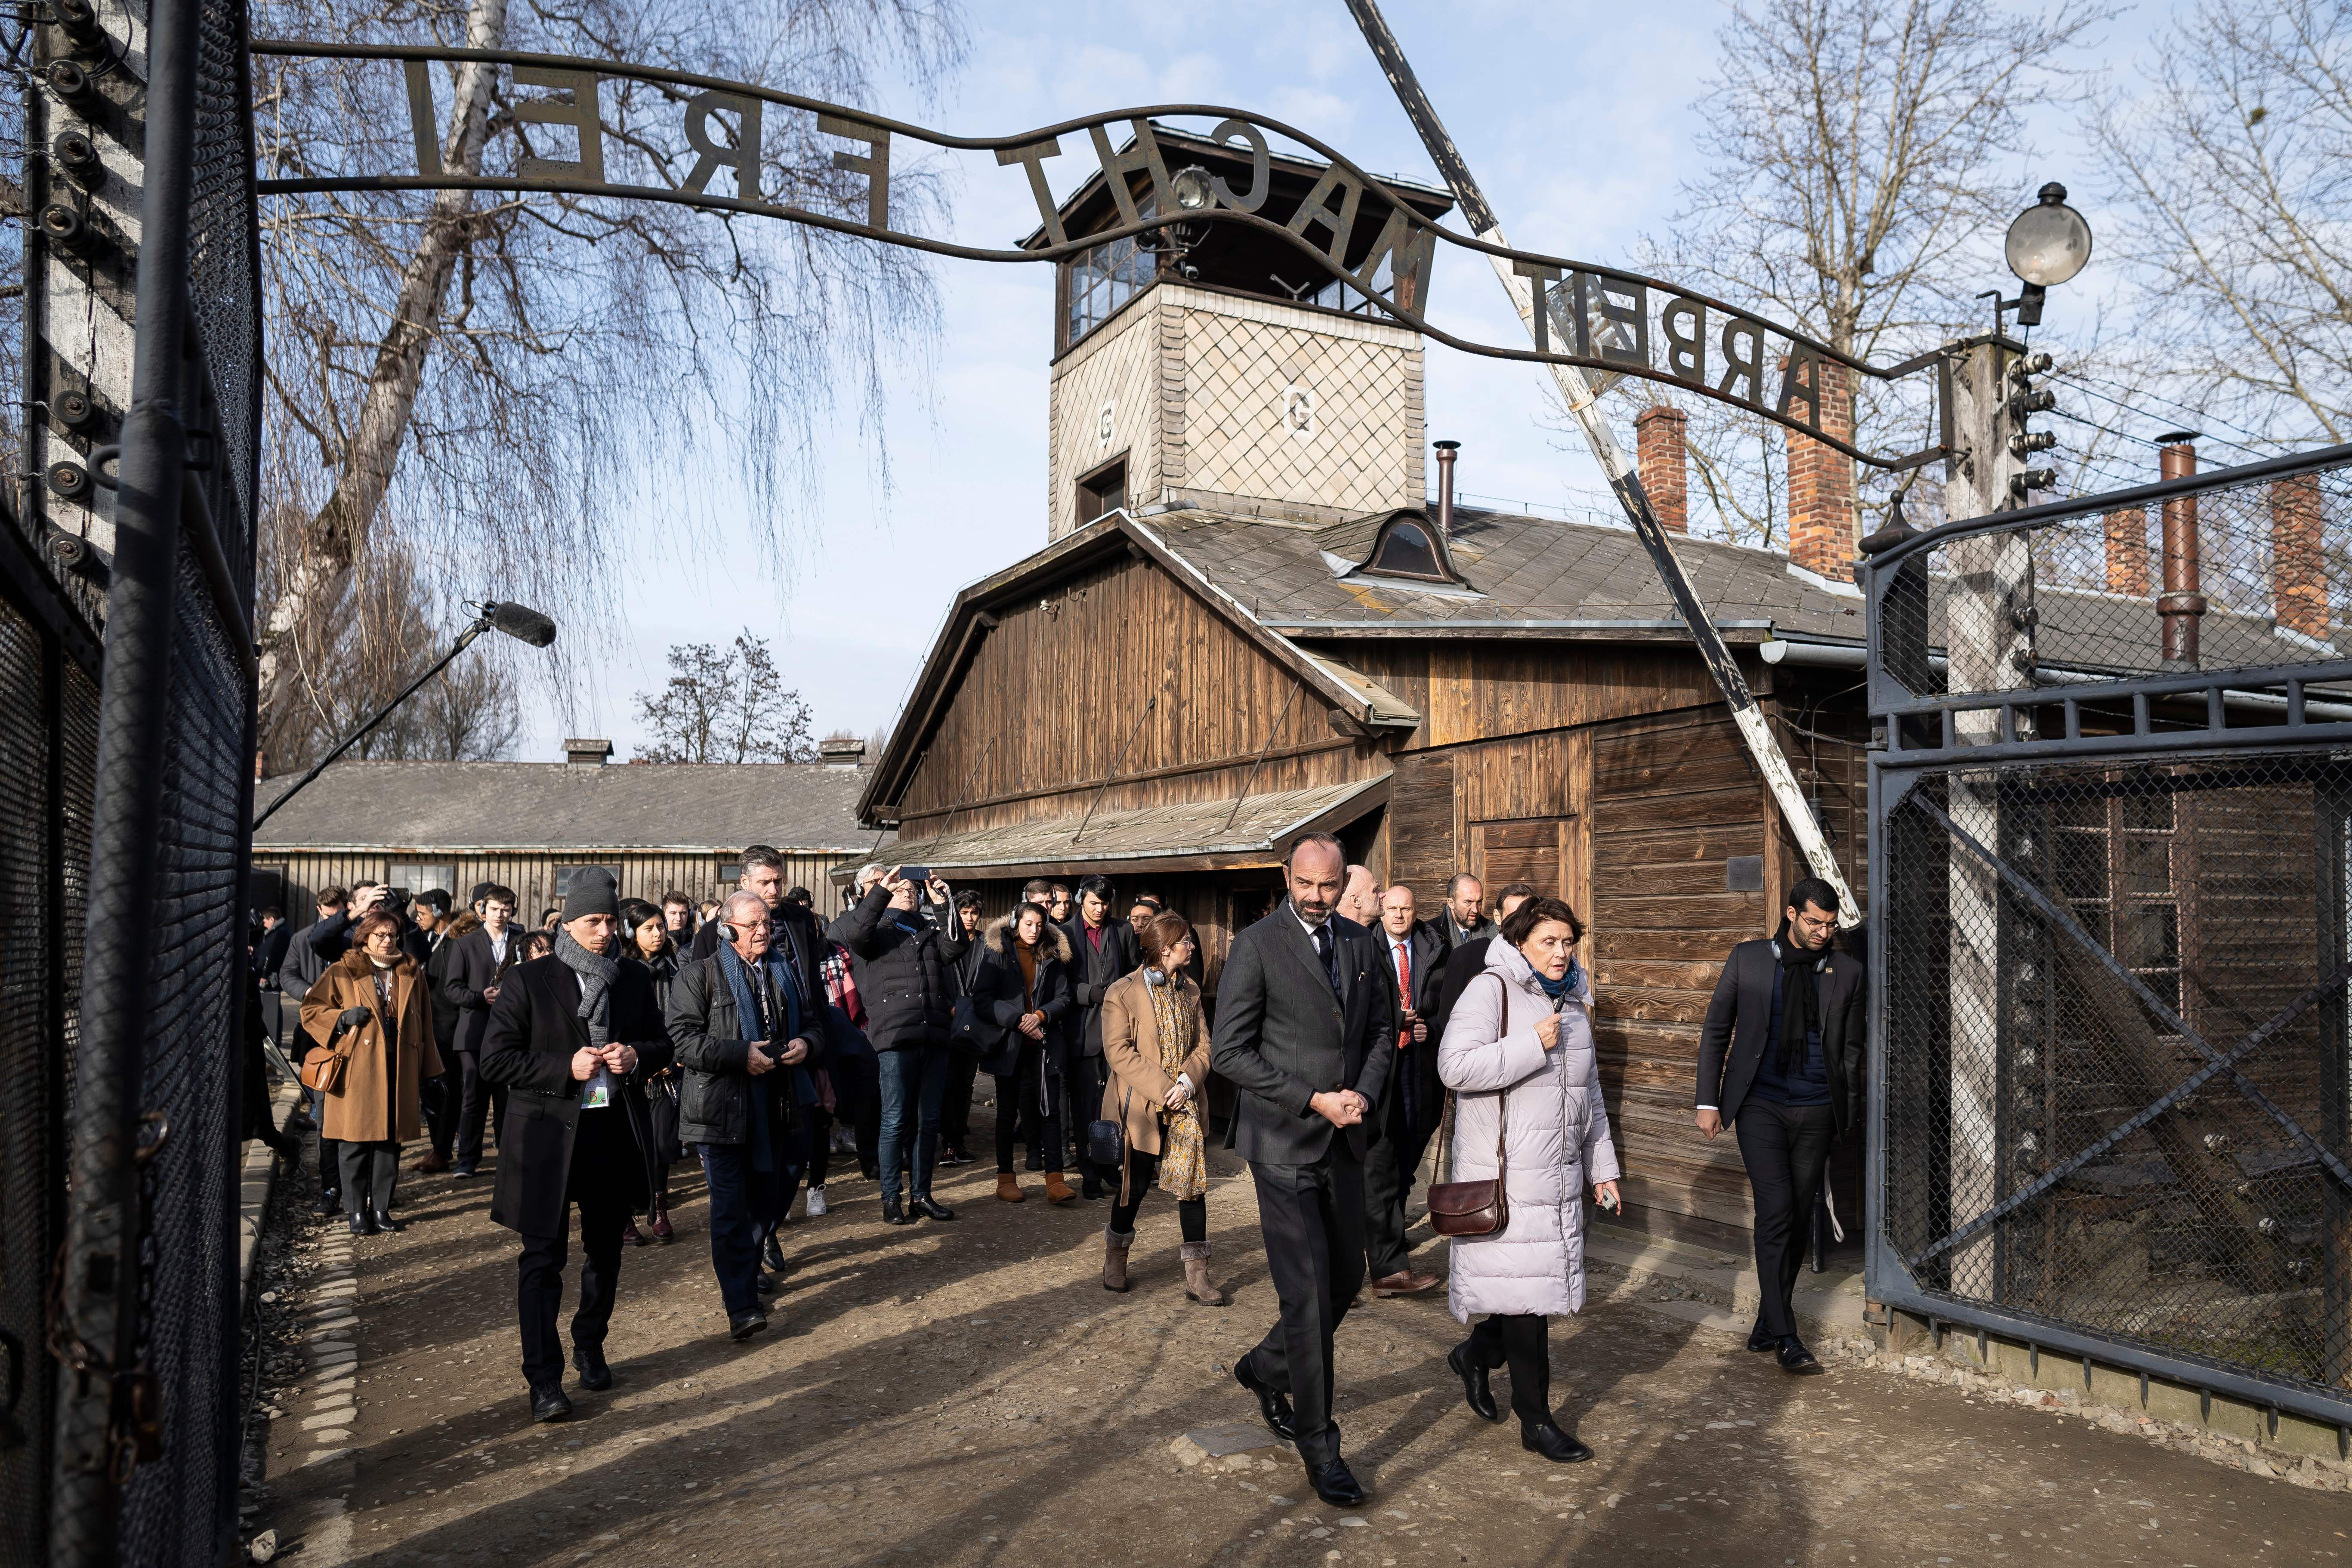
[1395,941,1412,1049]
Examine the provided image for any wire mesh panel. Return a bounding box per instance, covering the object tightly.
[1880,753,2352,1402]
[111,545,249,1568]
[0,599,56,1566]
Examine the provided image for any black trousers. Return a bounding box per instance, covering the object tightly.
[515,1111,633,1388]
[1108,1147,1207,1244]
[337,1139,398,1217]
[941,1049,978,1152]
[1465,1313,1553,1426]
[455,1049,508,1166]
[994,1043,1063,1175]
[425,1069,457,1160]
[1362,1078,1418,1278]
[1736,1099,1838,1340]
[1243,1151,1366,1468]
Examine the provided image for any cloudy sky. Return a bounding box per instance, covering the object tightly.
[509,0,2149,763]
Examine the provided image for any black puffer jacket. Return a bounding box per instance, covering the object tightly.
[826,884,969,1050]
[969,914,1074,1077]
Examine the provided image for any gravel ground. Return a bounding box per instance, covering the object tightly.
[253,1139,2352,1568]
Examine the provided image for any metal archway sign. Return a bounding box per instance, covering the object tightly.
[253,40,1951,471]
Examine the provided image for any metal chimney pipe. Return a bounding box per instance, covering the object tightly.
[1433,440,1459,537]
[2156,436,2204,670]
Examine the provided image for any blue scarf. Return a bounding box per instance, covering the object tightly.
[1535,959,1584,1003]
[718,940,803,1173]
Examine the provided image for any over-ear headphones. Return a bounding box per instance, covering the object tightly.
[719,920,741,942]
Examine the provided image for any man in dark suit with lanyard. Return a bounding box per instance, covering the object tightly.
[1213,833,1396,1508]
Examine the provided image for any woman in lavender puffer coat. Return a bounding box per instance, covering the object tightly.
[1435,894,1621,1465]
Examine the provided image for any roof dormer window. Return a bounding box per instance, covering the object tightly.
[1367,514,1448,581]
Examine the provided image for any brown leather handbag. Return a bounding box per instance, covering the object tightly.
[1426,976,1511,1238]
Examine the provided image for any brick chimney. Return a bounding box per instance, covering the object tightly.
[1635,406,1689,532]
[2272,471,2330,641]
[1784,358,1855,581]
[2103,507,2149,596]
[564,738,612,768]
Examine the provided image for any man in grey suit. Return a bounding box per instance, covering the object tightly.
[1213,833,1397,1508]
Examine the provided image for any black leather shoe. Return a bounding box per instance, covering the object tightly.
[756,1272,778,1296]
[346,1213,367,1237]
[530,1384,572,1423]
[318,1190,343,1216]
[1024,1154,1043,1172]
[728,1312,768,1343]
[1233,1358,1296,1442]
[1778,1337,1823,1375]
[1080,1173,1104,1200]
[882,1195,910,1226]
[911,1195,956,1222]
[1447,1342,1502,1422]
[571,1344,611,1391]
[1747,1324,1780,1353]
[1306,1457,1368,1508]
[762,1235,787,1272]
[370,1210,403,1234]
[1522,1421,1594,1463]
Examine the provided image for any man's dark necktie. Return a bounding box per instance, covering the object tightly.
[1314,923,1342,998]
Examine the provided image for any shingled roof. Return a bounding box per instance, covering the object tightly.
[254,759,885,854]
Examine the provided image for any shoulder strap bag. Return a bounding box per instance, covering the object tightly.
[1426,975,1512,1238]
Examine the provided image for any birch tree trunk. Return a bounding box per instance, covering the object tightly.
[256,0,509,728]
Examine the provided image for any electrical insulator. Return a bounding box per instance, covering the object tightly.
[2009,430,2057,457]
[52,130,105,190]
[2009,467,2056,499]
[40,202,102,259]
[2021,351,2053,374]
[46,461,92,501]
[52,389,96,431]
[43,59,99,111]
[52,0,108,55]
[2007,387,2056,417]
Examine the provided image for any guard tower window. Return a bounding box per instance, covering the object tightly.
[1065,200,1157,346]
[1368,517,1445,580]
[1076,457,1127,525]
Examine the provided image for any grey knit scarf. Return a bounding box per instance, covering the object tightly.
[555,927,618,1049]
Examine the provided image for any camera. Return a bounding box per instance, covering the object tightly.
[897,865,931,885]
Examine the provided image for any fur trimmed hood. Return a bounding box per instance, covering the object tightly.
[984,914,1072,964]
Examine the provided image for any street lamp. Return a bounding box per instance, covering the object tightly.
[252,598,558,829]
[1143,164,1217,272]
[2001,182,2093,327]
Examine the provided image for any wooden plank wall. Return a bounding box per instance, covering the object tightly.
[894,554,1346,836]
[257,851,865,924]
[1338,642,1718,751]
[1587,710,1772,1247]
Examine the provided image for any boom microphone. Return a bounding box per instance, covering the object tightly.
[488,601,558,647]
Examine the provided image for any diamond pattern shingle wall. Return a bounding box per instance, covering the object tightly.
[1046,283,1425,540]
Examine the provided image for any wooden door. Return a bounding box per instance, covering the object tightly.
[1471,816,1572,901]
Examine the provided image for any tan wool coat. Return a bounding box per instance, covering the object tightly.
[1099,968,1211,1157]
[301,948,445,1143]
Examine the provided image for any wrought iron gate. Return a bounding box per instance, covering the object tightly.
[1864,443,2352,1431]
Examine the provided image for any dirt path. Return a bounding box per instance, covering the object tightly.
[255,1143,2350,1568]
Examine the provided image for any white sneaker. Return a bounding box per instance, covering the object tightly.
[805,1187,827,1217]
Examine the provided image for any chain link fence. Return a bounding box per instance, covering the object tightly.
[1881,756,2352,1402]
[0,0,265,1562]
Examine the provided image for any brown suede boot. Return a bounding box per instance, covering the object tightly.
[995,1173,1026,1203]
[1181,1241,1228,1306]
[1102,1227,1133,1292]
[1043,1171,1077,1204]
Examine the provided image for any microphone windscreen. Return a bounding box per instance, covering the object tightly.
[491,602,557,647]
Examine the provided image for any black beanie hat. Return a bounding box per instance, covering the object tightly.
[562,867,619,922]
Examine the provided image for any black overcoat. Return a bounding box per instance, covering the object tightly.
[478,953,673,1237]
